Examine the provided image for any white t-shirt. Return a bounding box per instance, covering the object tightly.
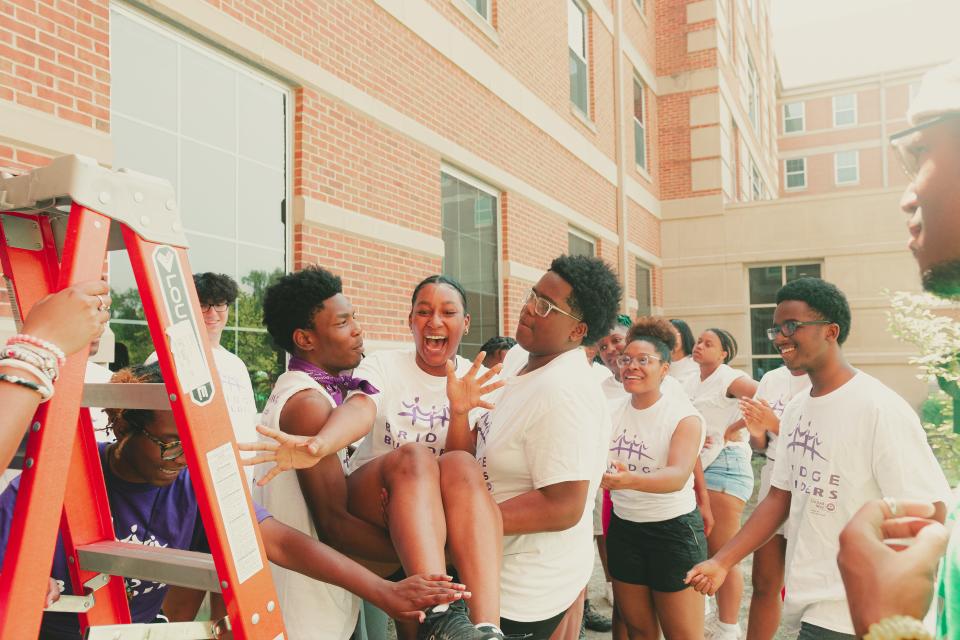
[753,366,810,459]
[347,350,482,472]
[683,363,749,468]
[252,371,359,640]
[607,393,704,523]
[147,346,259,485]
[669,356,699,386]
[475,345,612,622]
[591,361,613,384]
[770,371,952,634]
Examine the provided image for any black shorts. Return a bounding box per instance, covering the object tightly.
[606,509,707,592]
[500,609,567,640]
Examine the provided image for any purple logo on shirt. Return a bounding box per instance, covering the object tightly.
[785,419,827,462]
[398,397,450,429]
[609,432,654,463]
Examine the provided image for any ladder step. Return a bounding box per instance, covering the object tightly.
[77,541,221,593]
[81,383,171,411]
[85,620,225,640]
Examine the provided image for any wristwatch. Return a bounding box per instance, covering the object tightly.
[864,616,933,640]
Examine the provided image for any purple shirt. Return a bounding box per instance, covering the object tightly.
[0,442,270,638]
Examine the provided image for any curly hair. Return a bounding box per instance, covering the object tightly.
[670,319,695,357]
[194,273,239,306]
[775,277,851,344]
[104,363,164,440]
[705,328,738,364]
[549,255,622,344]
[626,316,677,362]
[263,266,343,353]
[411,275,468,313]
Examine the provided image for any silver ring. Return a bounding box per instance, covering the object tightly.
[883,496,900,518]
[96,294,107,312]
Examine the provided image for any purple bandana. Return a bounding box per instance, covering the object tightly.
[287,356,379,406]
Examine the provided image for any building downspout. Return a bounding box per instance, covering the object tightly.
[612,0,629,314]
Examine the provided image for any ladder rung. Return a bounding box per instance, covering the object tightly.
[81,383,171,411]
[77,541,221,593]
[85,620,225,640]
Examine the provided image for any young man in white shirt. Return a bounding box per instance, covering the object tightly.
[685,277,951,640]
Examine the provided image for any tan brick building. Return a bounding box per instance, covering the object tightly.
[0,0,932,406]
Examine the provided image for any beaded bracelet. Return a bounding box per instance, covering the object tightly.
[0,357,54,389]
[2,345,59,381]
[7,334,66,368]
[0,373,53,401]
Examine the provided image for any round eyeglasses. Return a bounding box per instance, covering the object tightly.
[766,320,832,341]
[616,354,662,368]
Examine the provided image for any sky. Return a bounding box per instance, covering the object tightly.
[770,0,960,88]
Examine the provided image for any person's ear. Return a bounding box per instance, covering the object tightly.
[292,328,313,352]
[569,321,588,343]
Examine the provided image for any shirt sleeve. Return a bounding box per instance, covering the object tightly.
[347,351,388,411]
[0,477,22,567]
[871,396,951,505]
[524,392,602,489]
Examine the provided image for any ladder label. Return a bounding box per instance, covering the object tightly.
[151,245,216,405]
[207,443,264,584]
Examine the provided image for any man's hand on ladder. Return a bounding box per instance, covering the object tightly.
[22,281,111,355]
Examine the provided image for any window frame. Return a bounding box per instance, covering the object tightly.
[834,150,859,186]
[567,226,596,257]
[464,0,491,22]
[632,75,647,171]
[784,157,806,190]
[750,159,763,201]
[783,101,804,134]
[832,93,857,127]
[568,0,590,117]
[747,53,759,129]
[635,259,652,317]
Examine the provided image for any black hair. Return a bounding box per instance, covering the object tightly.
[479,335,517,353]
[194,273,239,305]
[104,363,165,439]
[626,316,676,362]
[411,275,468,313]
[670,319,695,357]
[775,277,851,344]
[549,255,622,344]
[705,328,738,364]
[262,266,343,353]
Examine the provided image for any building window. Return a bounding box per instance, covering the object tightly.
[833,94,857,127]
[783,102,804,133]
[568,0,589,116]
[441,170,500,359]
[465,0,490,21]
[568,228,595,257]
[835,150,859,185]
[635,261,651,316]
[747,54,759,129]
[633,77,647,170]
[784,158,806,190]
[748,263,822,379]
[633,0,644,13]
[109,6,289,409]
[750,160,763,200]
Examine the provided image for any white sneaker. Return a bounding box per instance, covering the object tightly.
[705,620,741,640]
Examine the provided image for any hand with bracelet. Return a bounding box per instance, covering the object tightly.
[0,280,111,470]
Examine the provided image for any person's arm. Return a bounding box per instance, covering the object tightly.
[721,376,758,443]
[259,517,466,622]
[161,585,206,621]
[601,416,702,493]
[685,486,791,594]
[238,393,378,485]
[498,480,590,535]
[693,459,713,537]
[1,281,110,470]
[838,499,950,636]
[443,353,503,455]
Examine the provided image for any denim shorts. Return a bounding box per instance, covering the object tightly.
[703,444,754,503]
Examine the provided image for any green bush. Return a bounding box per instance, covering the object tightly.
[922,391,960,486]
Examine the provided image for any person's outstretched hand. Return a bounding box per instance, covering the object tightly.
[838,498,949,636]
[376,573,470,623]
[237,425,332,486]
[684,558,728,596]
[445,351,503,417]
[21,281,111,356]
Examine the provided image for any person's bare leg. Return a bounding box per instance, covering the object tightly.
[549,588,586,640]
[707,490,746,627]
[612,581,659,640]
[653,588,704,639]
[346,444,447,575]
[438,451,502,625]
[612,604,629,640]
[746,533,786,640]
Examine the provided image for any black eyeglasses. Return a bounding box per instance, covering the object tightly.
[200,302,229,313]
[889,113,960,180]
[766,320,832,341]
[138,429,184,461]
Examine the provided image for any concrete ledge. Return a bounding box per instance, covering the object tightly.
[686,27,716,53]
[626,241,663,267]
[0,100,113,166]
[686,0,716,24]
[657,68,718,96]
[661,194,725,219]
[505,261,545,284]
[625,178,661,219]
[294,196,445,258]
